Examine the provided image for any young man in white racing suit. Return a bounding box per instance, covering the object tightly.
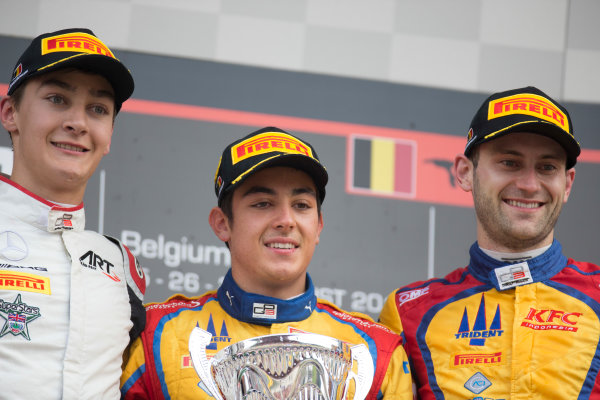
[0,28,146,399]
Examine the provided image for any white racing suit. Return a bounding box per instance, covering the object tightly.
[0,175,146,399]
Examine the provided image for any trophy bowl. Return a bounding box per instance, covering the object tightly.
[189,328,374,400]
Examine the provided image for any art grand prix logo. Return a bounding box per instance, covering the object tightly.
[0,294,41,340]
[455,294,503,346]
[79,250,121,282]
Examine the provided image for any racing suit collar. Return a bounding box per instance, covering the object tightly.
[217,269,317,324]
[468,239,568,291]
[0,175,85,232]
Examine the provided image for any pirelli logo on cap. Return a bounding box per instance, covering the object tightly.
[41,32,115,58]
[231,132,314,165]
[488,94,570,135]
[0,271,51,295]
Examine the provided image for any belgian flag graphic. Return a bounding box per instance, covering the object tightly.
[351,136,415,197]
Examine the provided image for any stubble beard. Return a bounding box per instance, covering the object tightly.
[472,170,563,252]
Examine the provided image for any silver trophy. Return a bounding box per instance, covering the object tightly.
[189,327,374,400]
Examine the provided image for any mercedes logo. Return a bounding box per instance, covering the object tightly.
[0,231,28,261]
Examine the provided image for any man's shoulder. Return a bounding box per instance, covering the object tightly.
[565,258,600,273]
[315,298,397,336]
[145,292,218,315]
[384,266,471,312]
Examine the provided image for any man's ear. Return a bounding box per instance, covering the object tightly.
[208,207,231,243]
[0,97,17,133]
[453,154,474,192]
[103,129,113,156]
[315,212,323,245]
[562,167,576,203]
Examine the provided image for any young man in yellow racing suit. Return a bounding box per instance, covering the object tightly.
[380,86,600,399]
[121,126,413,399]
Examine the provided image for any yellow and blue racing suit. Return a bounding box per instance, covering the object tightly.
[380,240,600,399]
[122,269,413,399]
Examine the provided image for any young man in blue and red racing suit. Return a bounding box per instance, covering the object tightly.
[380,86,600,399]
[121,126,413,399]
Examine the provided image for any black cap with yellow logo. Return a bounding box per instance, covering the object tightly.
[464,86,580,168]
[214,126,328,206]
[7,28,134,112]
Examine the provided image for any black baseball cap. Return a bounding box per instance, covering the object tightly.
[7,28,134,113]
[214,127,328,205]
[464,86,580,168]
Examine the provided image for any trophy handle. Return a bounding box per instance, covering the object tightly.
[188,327,224,400]
[348,344,375,400]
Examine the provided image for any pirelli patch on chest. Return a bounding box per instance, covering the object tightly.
[0,271,50,295]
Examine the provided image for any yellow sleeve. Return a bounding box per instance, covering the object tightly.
[378,289,404,335]
[379,345,415,399]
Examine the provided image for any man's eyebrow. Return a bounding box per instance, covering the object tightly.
[292,187,317,198]
[39,78,74,92]
[241,186,276,197]
[241,186,317,198]
[38,77,115,100]
[498,148,564,160]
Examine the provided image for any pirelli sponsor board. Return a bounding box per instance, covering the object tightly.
[231,132,314,164]
[488,94,570,134]
[0,271,51,295]
[451,351,503,368]
[41,32,115,58]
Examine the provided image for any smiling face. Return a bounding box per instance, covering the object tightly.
[454,132,575,252]
[209,166,324,299]
[0,69,115,204]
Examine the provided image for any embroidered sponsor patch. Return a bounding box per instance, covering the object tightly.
[521,307,582,332]
[0,271,50,295]
[494,262,533,290]
[231,132,314,164]
[397,287,429,306]
[53,213,74,231]
[488,93,570,134]
[41,32,115,58]
[451,351,503,368]
[0,294,41,340]
[455,294,504,346]
[0,231,28,261]
[464,371,492,394]
[79,250,121,282]
[252,303,277,320]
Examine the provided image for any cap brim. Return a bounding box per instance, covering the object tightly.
[223,153,328,203]
[28,54,134,110]
[490,120,580,168]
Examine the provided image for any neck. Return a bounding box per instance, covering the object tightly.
[9,173,85,205]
